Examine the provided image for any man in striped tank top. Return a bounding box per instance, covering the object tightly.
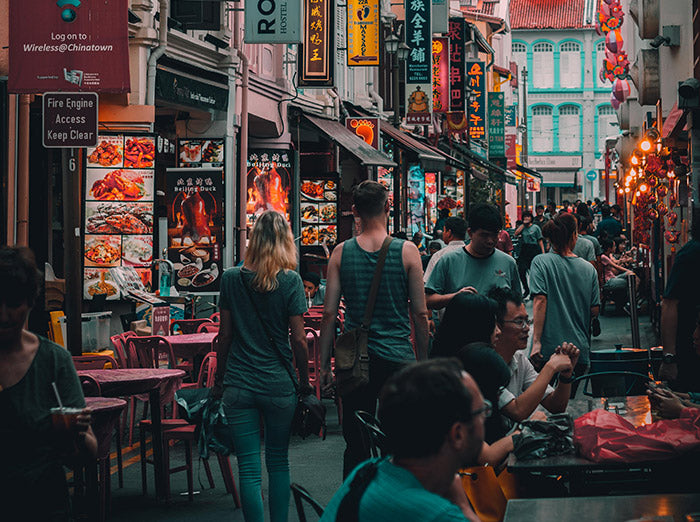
[319,181,430,477]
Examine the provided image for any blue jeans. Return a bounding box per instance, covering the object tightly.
[223,386,296,522]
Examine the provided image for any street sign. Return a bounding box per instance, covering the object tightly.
[43,92,98,148]
[586,169,598,181]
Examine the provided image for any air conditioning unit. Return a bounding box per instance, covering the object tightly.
[629,49,659,105]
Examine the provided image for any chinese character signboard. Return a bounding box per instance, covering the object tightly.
[346,117,380,149]
[448,18,465,113]
[246,150,293,229]
[405,0,432,124]
[9,0,130,93]
[506,132,517,169]
[488,92,505,159]
[347,0,379,66]
[505,105,517,127]
[83,134,156,300]
[466,61,486,141]
[300,0,334,86]
[165,168,225,293]
[245,0,303,43]
[432,38,449,113]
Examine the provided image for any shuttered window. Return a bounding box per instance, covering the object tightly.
[596,41,607,88]
[512,42,527,71]
[532,105,553,152]
[532,42,554,88]
[597,105,618,153]
[558,105,580,152]
[559,42,581,88]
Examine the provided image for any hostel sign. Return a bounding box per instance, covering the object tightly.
[466,61,486,141]
[245,0,303,43]
[299,0,334,86]
[347,0,379,66]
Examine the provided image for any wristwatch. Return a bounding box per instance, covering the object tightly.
[662,353,676,364]
[559,373,575,384]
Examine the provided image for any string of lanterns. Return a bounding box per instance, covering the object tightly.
[596,0,631,109]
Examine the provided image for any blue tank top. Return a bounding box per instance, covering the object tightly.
[340,238,413,362]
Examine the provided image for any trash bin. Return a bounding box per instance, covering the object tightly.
[59,311,113,352]
[589,348,651,396]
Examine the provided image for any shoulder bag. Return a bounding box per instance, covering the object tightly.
[334,236,392,397]
[240,271,326,439]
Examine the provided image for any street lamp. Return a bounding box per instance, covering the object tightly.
[386,34,409,125]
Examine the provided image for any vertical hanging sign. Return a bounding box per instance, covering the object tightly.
[448,18,465,113]
[488,92,505,158]
[432,38,449,113]
[432,0,449,34]
[299,0,334,86]
[466,60,486,141]
[347,0,380,66]
[405,0,432,124]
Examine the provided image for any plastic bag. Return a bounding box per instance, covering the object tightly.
[574,407,700,463]
[175,388,235,459]
[512,413,575,460]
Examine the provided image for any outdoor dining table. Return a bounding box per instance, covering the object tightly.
[163,332,218,359]
[503,493,700,521]
[506,395,700,496]
[76,368,185,500]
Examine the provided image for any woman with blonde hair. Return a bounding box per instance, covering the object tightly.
[213,210,311,522]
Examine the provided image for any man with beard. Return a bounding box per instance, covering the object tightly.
[488,287,579,423]
[320,359,485,522]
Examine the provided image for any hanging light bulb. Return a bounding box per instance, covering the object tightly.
[631,155,639,166]
[618,188,624,195]
[639,183,649,193]
[640,139,652,153]
[625,187,631,193]
[668,170,676,178]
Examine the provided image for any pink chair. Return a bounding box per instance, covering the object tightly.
[170,318,214,335]
[197,322,220,333]
[209,312,220,323]
[109,334,130,369]
[304,328,321,399]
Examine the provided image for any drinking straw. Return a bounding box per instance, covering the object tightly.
[51,382,64,411]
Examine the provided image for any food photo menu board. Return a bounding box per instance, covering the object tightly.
[165,168,224,293]
[83,135,156,300]
[178,139,224,168]
[300,177,338,247]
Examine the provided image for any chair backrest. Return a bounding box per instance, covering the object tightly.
[170,318,214,335]
[79,375,102,396]
[209,312,220,323]
[110,334,130,369]
[197,322,220,333]
[126,336,176,369]
[459,466,507,522]
[72,354,119,370]
[290,483,324,522]
[354,410,387,459]
[197,351,218,388]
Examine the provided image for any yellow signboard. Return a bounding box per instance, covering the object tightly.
[347,0,379,66]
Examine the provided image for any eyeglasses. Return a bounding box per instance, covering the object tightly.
[471,399,493,419]
[503,318,533,329]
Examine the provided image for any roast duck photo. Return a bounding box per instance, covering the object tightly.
[172,189,215,247]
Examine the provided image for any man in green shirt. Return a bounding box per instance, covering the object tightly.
[514,210,545,299]
[320,359,485,522]
[426,204,521,311]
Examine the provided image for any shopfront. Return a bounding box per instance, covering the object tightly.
[527,155,583,206]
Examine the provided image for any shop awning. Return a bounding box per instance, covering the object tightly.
[450,142,516,184]
[302,114,397,168]
[380,123,446,171]
[412,139,469,171]
[662,102,687,140]
[514,163,543,180]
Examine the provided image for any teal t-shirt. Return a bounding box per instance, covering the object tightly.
[320,458,468,522]
[529,253,600,364]
[425,246,522,297]
[219,267,307,396]
[0,337,86,516]
[520,224,542,245]
[581,233,602,256]
[572,236,596,262]
[340,238,414,362]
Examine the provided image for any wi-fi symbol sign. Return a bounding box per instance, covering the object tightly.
[57,0,81,22]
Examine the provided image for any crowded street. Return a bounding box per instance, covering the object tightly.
[2,0,700,521]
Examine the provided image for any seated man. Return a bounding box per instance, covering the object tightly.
[302,272,326,306]
[320,359,484,522]
[488,287,579,423]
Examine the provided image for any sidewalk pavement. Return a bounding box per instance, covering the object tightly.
[106,311,659,522]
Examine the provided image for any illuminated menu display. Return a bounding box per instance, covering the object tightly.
[432,38,449,113]
[466,61,486,140]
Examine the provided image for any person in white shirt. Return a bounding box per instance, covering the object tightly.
[487,286,579,423]
[423,217,467,282]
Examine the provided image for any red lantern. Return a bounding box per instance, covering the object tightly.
[656,184,668,197]
[667,211,678,226]
[612,79,630,102]
[606,29,624,54]
[657,203,668,217]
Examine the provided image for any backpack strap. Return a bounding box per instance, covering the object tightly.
[335,461,379,522]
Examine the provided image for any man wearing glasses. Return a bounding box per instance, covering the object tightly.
[488,287,579,423]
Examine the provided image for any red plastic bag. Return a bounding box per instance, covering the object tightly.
[574,407,700,463]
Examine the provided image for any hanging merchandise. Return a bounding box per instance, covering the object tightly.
[605,29,624,54]
[83,134,156,300]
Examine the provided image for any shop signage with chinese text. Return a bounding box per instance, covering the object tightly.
[244,0,302,43]
[448,19,465,113]
[488,92,505,159]
[43,92,98,148]
[346,118,379,149]
[466,61,486,141]
[246,150,293,229]
[9,0,130,93]
[299,0,334,86]
[432,38,449,113]
[405,0,431,84]
[347,0,379,66]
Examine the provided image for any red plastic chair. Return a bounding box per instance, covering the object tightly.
[109,334,130,369]
[170,318,214,335]
[304,328,321,399]
[72,354,119,370]
[197,322,220,333]
[209,312,220,323]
